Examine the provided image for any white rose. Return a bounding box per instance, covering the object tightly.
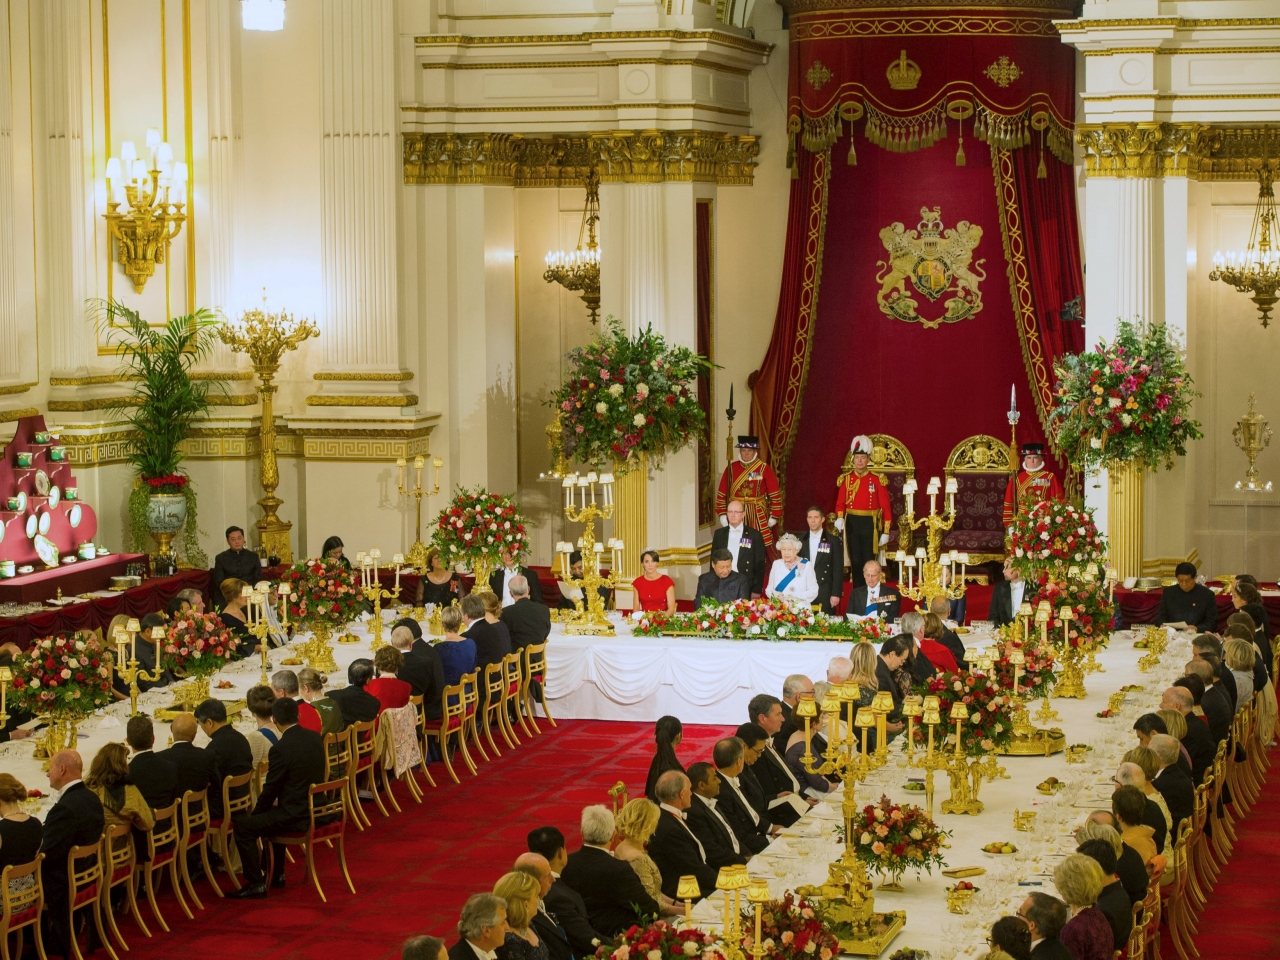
[860,831,873,844]
[67,657,79,669]
[596,401,608,413]
[1108,397,1121,408]
[633,413,646,427]
[909,828,923,840]
[608,383,624,397]
[1120,413,1133,426]
[637,382,650,397]
[683,943,700,956]
[648,951,662,960]
[61,668,71,679]
[29,679,39,689]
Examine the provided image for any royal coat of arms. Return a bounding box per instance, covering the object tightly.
[875,207,986,329]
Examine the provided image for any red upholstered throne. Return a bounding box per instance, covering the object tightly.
[941,434,1010,564]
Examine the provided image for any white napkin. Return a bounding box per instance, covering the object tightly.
[96,715,122,729]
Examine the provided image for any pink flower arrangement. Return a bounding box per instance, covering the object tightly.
[8,632,114,717]
[282,557,363,629]
[635,597,890,643]
[159,612,240,677]
[848,795,949,878]
[432,486,529,568]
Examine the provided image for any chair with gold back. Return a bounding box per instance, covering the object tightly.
[461,669,489,763]
[521,641,554,733]
[504,652,532,739]
[177,787,221,908]
[481,662,512,757]
[65,839,116,960]
[347,718,387,822]
[210,771,255,891]
[407,693,439,791]
[99,822,147,951]
[829,433,916,558]
[375,701,423,807]
[266,778,355,903]
[322,729,363,832]
[422,677,477,783]
[0,853,45,960]
[942,434,1013,567]
[140,800,189,931]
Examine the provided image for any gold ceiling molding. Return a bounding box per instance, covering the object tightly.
[49,370,252,386]
[305,394,420,407]
[658,544,714,566]
[421,58,752,76]
[313,371,415,382]
[1057,17,1280,32]
[403,130,760,186]
[48,393,259,412]
[413,30,773,56]
[0,407,39,423]
[0,382,36,396]
[1078,123,1280,180]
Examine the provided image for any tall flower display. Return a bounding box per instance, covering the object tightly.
[740,892,840,960]
[1007,499,1108,581]
[158,612,242,677]
[432,487,529,584]
[1031,575,1115,648]
[282,557,363,630]
[912,672,1015,756]
[593,921,728,960]
[549,317,711,467]
[849,795,949,882]
[1048,320,1202,472]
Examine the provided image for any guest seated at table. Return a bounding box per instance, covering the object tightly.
[321,535,352,569]
[244,684,279,766]
[1154,708,1198,777]
[988,558,1027,628]
[195,698,255,818]
[899,611,937,683]
[159,713,221,808]
[0,645,34,740]
[1159,686,1214,783]
[764,533,818,606]
[919,613,960,674]
[212,526,262,609]
[449,894,510,960]
[512,853,572,960]
[0,774,41,893]
[329,659,382,725]
[1076,839,1132,951]
[1111,786,1157,866]
[481,589,516,658]
[85,741,155,834]
[712,500,767,598]
[732,722,798,827]
[711,737,773,854]
[1147,734,1194,835]
[1229,580,1273,674]
[107,613,167,700]
[525,825,604,957]
[1017,891,1072,960]
[783,705,839,799]
[876,635,913,739]
[493,870,548,960]
[295,668,341,735]
[1120,746,1173,833]
[686,763,751,871]
[1075,817,1145,905]
[929,596,969,670]
[502,576,552,652]
[986,915,1031,960]
[745,697,813,822]
[694,548,751,608]
[439,606,478,689]
[848,560,900,621]
[127,714,177,812]
[644,715,685,801]
[403,936,447,960]
[613,798,682,914]
[369,646,413,712]
[648,771,719,900]
[558,552,612,611]
[633,550,677,613]
[1223,634,1258,712]
[1192,633,1237,709]
[421,546,465,607]
[1113,761,1167,854]
[391,624,445,720]
[560,805,661,936]
[218,578,255,650]
[463,594,511,677]
[1154,561,1217,633]
[846,641,881,715]
[492,553,546,607]
[40,750,105,958]
[167,587,206,617]
[1053,853,1114,960]
[1184,659,1232,744]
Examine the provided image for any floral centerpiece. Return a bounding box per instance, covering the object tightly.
[1007,499,1108,582]
[990,630,1058,700]
[739,892,839,960]
[8,633,114,754]
[849,795,949,889]
[280,557,362,671]
[595,921,728,960]
[432,486,529,592]
[1029,575,1114,649]
[158,612,242,704]
[911,672,1015,756]
[634,597,892,643]
[549,317,711,468]
[1048,319,1203,472]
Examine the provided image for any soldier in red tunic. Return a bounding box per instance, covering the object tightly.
[1002,442,1064,528]
[715,436,783,549]
[833,435,893,588]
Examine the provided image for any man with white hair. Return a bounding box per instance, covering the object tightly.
[448,893,509,960]
[391,624,445,719]
[833,435,892,587]
[500,575,552,652]
[560,806,661,936]
[848,560,900,621]
[1114,761,1168,854]
[899,610,937,682]
[827,657,853,684]
[648,770,719,899]
[1148,733,1194,832]
[1160,685,1215,784]
[928,596,968,669]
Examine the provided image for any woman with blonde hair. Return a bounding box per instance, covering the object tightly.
[85,742,155,832]
[1054,853,1112,960]
[613,797,679,912]
[1224,637,1257,713]
[492,870,547,960]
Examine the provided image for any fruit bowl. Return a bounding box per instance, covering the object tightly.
[902,781,926,792]
[982,842,1017,856]
[1036,778,1064,794]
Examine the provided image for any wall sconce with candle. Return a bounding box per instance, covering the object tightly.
[103,128,187,293]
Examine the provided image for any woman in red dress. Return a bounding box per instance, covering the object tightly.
[366,646,413,712]
[632,549,677,613]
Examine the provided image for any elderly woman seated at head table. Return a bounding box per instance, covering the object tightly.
[765,533,819,607]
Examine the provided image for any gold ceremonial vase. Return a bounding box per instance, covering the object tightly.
[471,556,495,596]
[303,620,340,673]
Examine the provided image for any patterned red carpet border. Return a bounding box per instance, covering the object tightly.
[113,724,1280,960]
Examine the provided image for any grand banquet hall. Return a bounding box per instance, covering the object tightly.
[0,1,1278,959]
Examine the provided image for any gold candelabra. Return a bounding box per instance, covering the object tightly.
[1209,164,1280,328]
[218,301,319,564]
[357,549,404,651]
[938,699,1006,816]
[792,689,906,956]
[1233,392,1273,492]
[112,619,165,717]
[1138,626,1168,672]
[557,471,622,636]
[903,695,949,818]
[396,455,443,572]
[896,475,968,609]
[240,582,280,685]
[544,169,602,323]
[0,664,10,733]
[103,128,187,293]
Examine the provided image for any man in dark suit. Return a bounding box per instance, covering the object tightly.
[462,594,511,673]
[448,893,510,960]
[195,698,254,820]
[228,697,327,898]
[159,713,222,813]
[1192,636,1237,709]
[491,556,545,606]
[685,762,750,870]
[560,806,661,936]
[711,500,767,598]
[694,549,752,608]
[1149,733,1195,834]
[1155,562,1218,633]
[40,750,106,958]
[989,558,1029,628]
[211,526,262,609]
[776,674,827,757]
[1184,659,1232,744]
[126,714,177,811]
[328,659,382,727]
[847,561,901,621]
[528,826,603,957]
[1161,685,1215,784]
[514,853,573,960]
[648,771,719,900]
[875,636,912,742]
[743,699,808,825]
[797,506,844,614]
[1019,891,1073,960]
[502,576,552,650]
[391,624,446,720]
[712,737,772,854]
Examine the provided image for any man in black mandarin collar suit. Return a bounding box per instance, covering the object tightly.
[647,771,720,899]
[712,737,773,854]
[848,561,900,621]
[796,507,845,614]
[711,501,767,598]
[40,750,106,960]
[694,549,752,608]
[685,763,750,870]
[560,807,661,936]
[528,826,603,958]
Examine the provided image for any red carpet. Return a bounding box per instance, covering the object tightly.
[121,720,732,960]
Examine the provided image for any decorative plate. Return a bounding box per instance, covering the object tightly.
[37,511,51,536]
[48,486,60,507]
[34,534,59,567]
[68,504,82,528]
[14,491,26,513]
[24,514,36,538]
[34,470,49,497]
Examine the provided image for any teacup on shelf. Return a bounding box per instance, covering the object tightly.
[33,431,51,444]
[49,447,66,462]
[16,452,32,468]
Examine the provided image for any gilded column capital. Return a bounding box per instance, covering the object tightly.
[1198,126,1280,181]
[1076,122,1209,178]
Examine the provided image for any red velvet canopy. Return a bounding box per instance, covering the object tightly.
[751,0,1084,536]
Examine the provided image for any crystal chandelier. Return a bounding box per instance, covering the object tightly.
[103,128,188,294]
[1210,164,1280,328]
[544,169,601,323]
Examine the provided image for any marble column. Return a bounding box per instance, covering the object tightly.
[0,4,19,382]
[1116,178,1155,324]
[205,0,242,366]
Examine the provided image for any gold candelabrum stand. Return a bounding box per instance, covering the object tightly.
[902,695,948,818]
[1233,392,1273,492]
[556,471,623,636]
[298,619,340,674]
[986,634,1066,757]
[896,476,969,609]
[395,455,443,572]
[792,689,906,956]
[112,619,165,718]
[1039,599,1088,700]
[356,549,404,651]
[1138,626,1169,672]
[218,304,319,564]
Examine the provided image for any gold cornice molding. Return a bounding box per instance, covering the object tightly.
[1057,17,1280,33]
[403,103,751,116]
[47,393,259,412]
[1082,46,1280,55]
[403,130,760,186]
[1077,122,1280,180]
[49,371,253,386]
[0,382,36,396]
[0,407,39,423]
[658,544,714,566]
[422,58,752,77]
[312,371,415,382]
[305,394,420,407]
[413,30,773,56]
[1198,127,1280,181]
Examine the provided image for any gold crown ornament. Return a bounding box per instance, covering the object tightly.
[886,50,922,91]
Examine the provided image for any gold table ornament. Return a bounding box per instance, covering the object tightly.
[896,476,969,611]
[396,456,443,572]
[218,304,319,564]
[113,621,165,718]
[676,875,700,926]
[557,472,622,636]
[357,549,404,650]
[1233,393,1273,492]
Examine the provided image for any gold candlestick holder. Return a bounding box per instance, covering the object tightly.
[907,696,948,818]
[113,621,165,718]
[896,476,968,611]
[357,549,404,651]
[1051,605,1087,700]
[396,455,443,572]
[557,471,621,636]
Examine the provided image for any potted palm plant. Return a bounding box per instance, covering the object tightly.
[98,300,226,567]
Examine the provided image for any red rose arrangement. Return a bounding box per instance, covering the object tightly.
[849,795,949,879]
[990,630,1059,700]
[1029,574,1114,649]
[281,557,363,629]
[594,920,727,960]
[740,892,839,960]
[158,612,241,677]
[912,671,1015,755]
[1007,499,1108,579]
[634,597,890,643]
[8,632,113,717]
[144,474,189,493]
[433,486,528,569]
